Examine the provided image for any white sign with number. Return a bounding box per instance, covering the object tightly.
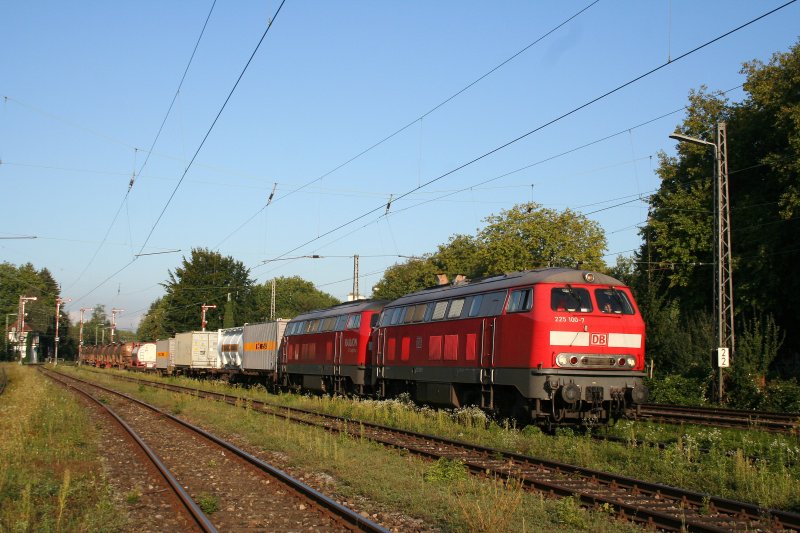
[717,347,730,368]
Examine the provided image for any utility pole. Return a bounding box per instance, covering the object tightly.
[670,123,734,403]
[352,254,360,301]
[18,296,37,364]
[111,308,124,343]
[79,308,94,363]
[270,280,276,321]
[714,122,734,402]
[54,297,71,365]
[201,304,216,331]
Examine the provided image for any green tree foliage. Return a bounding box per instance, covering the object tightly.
[371,258,440,301]
[136,298,169,342]
[0,262,69,360]
[475,203,606,275]
[160,248,257,335]
[253,276,340,319]
[638,40,800,373]
[373,203,608,300]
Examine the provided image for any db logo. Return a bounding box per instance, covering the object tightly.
[590,333,607,346]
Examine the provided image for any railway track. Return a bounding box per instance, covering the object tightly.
[640,403,800,435]
[73,369,800,532]
[42,369,386,533]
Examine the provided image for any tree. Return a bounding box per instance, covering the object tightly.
[161,248,257,335]
[637,41,800,369]
[371,258,440,301]
[136,298,169,341]
[253,277,340,319]
[372,202,608,300]
[475,203,606,274]
[0,262,66,360]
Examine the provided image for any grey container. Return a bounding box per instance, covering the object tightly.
[155,338,175,370]
[174,331,220,369]
[242,320,288,372]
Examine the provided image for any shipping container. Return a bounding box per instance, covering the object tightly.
[156,338,175,371]
[174,331,220,369]
[242,320,288,372]
[218,327,243,370]
[133,342,157,369]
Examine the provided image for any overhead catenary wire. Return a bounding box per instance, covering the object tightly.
[72,0,288,307]
[63,0,218,293]
[213,1,601,248]
[138,0,287,256]
[257,1,794,267]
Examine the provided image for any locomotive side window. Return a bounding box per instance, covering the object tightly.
[390,307,405,325]
[321,317,337,331]
[595,289,635,314]
[447,299,465,319]
[422,302,435,322]
[346,314,361,329]
[430,301,448,321]
[551,287,593,312]
[411,304,427,323]
[506,288,532,313]
[306,319,321,333]
[480,290,507,316]
[467,295,483,317]
[334,314,349,331]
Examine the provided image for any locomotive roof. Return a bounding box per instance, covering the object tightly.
[289,299,388,322]
[386,268,626,307]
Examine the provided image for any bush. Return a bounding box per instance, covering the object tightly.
[645,374,708,405]
[760,379,800,413]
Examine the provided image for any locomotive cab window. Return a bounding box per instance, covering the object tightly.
[346,314,361,329]
[551,287,593,313]
[595,289,635,315]
[506,288,532,313]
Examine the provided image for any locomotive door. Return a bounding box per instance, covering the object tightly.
[375,327,386,398]
[479,318,496,409]
[333,331,343,394]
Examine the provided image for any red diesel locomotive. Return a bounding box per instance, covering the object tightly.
[281,268,648,426]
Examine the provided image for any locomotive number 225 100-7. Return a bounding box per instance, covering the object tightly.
[554,316,585,323]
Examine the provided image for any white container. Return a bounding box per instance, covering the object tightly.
[218,327,244,370]
[135,342,157,368]
[175,331,220,369]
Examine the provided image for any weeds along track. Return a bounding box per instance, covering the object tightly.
[79,370,800,532]
[0,367,7,395]
[42,369,386,533]
[640,404,800,435]
[42,368,216,533]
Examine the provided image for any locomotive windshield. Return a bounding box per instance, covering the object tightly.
[595,288,635,315]
[551,287,592,312]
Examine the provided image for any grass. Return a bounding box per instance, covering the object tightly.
[0,364,125,532]
[64,366,637,532]
[69,366,800,514]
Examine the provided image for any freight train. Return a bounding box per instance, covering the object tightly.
[79,267,648,427]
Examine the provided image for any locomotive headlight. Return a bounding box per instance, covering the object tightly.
[556,354,568,366]
[626,356,636,367]
[583,272,595,283]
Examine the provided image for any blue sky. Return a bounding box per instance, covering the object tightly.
[1,1,798,330]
